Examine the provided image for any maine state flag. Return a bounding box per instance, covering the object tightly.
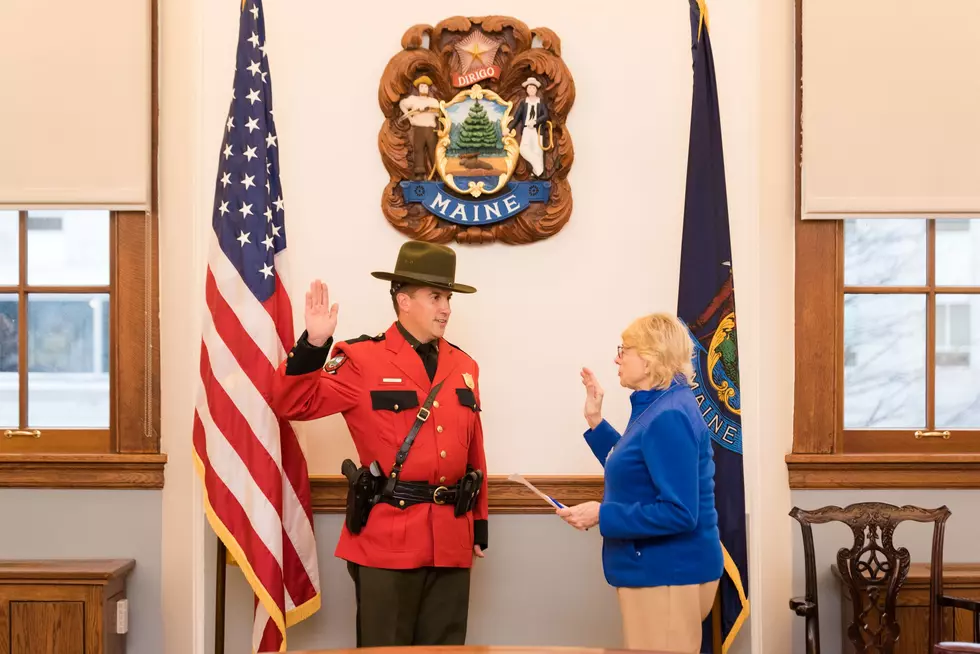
[677,2,749,652]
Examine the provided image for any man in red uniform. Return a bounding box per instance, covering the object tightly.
[271,240,488,647]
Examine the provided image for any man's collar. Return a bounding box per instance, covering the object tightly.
[396,321,437,350]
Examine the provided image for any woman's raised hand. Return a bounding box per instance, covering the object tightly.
[581,367,604,430]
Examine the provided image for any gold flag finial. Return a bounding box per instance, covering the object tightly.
[697,0,710,41]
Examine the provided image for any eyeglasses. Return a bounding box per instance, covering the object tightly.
[617,345,625,358]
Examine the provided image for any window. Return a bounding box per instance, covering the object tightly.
[936,302,971,367]
[0,210,160,487]
[841,219,980,443]
[791,217,980,486]
[788,2,980,488]
[937,219,971,233]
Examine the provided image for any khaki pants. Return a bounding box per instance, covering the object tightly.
[617,579,720,653]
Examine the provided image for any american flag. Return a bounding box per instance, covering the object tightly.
[191,1,321,652]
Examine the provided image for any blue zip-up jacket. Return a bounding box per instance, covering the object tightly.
[585,376,724,588]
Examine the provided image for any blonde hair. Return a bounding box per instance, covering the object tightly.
[621,313,695,389]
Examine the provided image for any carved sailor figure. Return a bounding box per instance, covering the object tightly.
[507,76,550,177]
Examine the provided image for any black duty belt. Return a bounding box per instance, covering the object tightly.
[382,479,460,508]
[342,379,482,531]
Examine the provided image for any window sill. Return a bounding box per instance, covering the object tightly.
[0,453,167,489]
[786,453,980,489]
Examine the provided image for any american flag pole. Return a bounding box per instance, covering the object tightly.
[192,1,321,652]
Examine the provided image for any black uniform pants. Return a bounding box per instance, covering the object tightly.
[347,561,471,647]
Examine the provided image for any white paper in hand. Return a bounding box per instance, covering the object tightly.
[507,473,566,509]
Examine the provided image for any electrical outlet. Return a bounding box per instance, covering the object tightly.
[116,599,129,634]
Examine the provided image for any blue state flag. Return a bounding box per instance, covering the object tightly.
[677,2,749,652]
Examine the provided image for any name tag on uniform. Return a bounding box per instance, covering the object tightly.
[382,378,403,383]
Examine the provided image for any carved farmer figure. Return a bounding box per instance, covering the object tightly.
[507,77,550,178]
[399,75,442,180]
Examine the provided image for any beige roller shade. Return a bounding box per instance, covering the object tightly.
[0,0,151,209]
[801,0,980,219]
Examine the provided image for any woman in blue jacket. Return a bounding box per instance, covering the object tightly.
[557,313,723,653]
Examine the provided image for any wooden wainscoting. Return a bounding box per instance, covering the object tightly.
[310,475,604,514]
[0,454,167,489]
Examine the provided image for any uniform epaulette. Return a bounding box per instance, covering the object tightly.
[342,332,386,346]
[444,340,468,356]
[324,333,384,374]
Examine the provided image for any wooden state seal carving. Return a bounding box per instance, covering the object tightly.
[378,16,575,245]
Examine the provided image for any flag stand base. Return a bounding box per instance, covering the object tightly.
[712,590,722,652]
[215,538,226,654]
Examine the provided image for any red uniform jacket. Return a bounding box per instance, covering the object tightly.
[271,322,489,570]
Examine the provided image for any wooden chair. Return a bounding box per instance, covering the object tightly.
[789,502,980,654]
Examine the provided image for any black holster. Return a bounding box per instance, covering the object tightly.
[341,458,384,534]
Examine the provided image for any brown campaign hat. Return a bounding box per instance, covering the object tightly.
[371,240,476,294]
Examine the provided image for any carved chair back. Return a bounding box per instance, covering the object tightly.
[790,502,950,654]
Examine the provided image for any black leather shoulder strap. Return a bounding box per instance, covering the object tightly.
[385,381,443,490]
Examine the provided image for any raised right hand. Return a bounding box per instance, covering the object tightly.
[304,280,338,347]
[581,367,604,429]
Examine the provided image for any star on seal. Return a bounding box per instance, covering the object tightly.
[454,31,502,74]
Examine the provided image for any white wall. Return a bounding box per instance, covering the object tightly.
[158,0,798,652]
[753,0,798,649]
[200,0,702,476]
[158,0,208,649]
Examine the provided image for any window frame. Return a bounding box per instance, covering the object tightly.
[0,0,162,489]
[838,219,978,455]
[787,1,980,487]
[788,219,980,488]
[1,210,114,453]
[0,210,162,488]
